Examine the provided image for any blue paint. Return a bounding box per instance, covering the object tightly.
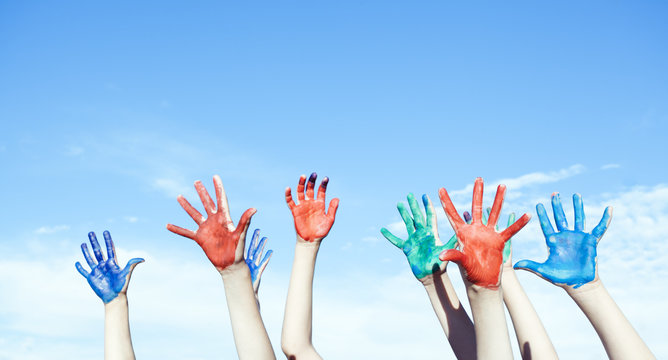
[381,193,455,280]
[75,231,144,303]
[514,193,612,288]
[245,229,273,284]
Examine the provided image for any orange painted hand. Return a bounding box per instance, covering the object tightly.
[285,172,340,242]
[167,175,256,272]
[438,178,531,288]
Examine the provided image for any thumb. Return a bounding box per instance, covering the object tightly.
[439,249,465,265]
[121,258,145,279]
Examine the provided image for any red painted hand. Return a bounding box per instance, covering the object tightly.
[438,178,530,288]
[167,175,255,271]
[285,173,339,242]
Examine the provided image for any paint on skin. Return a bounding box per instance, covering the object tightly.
[438,178,531,288]
[285,173,339,242]
[245,229,273,286]
[465,209,516,263]
[381,193,455,280]
[75,231,144,303]
[167,175,256,271]
[514,193,612,289]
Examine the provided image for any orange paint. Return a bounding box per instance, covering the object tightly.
[285,173,339,242]
[438,178,530,288]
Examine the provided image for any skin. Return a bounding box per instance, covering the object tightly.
[439,178,531,360]
[75,231,143,360]
[381,193,476,359]
[514,193,654,359]
[282,172,339,360]
[167,175,275,360]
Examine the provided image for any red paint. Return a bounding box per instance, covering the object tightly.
[285,174,339,242]
[438,178,530,288]
[167,175,255,271]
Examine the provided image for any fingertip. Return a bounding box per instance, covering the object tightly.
[308,172,317,182]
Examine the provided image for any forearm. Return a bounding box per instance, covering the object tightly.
[466,281,513,360]
[221,263,276,360]
[281,239,322,360]
[502,267,557,360]
[104,295,136,360]
[567,280,654,360]
[422,272,476,359]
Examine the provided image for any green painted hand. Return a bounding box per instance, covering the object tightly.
[381,193,457,280]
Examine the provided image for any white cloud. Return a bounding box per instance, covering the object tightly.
[124,216,139,223]
[64,145,84,156]
[34,225,70,234]
[601,163,621,170]
[152,178,194,199]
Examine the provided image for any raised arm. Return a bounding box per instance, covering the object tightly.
[380,193,476,359]
[514,193,655,360]
[439,178,531,360]
[75,231,144,360]
[167,175,275,360]
[281,173,339,360]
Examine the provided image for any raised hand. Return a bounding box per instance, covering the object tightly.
[465,209,517,265]
[167,175,256,271]
[438,178,530,288]
[75,231,144,303]
[245,229,273,294]
[285,172,339,242]
[514,193,612,289]
[381,193,457,280]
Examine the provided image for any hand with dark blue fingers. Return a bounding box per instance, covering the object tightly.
[381,193,457,281]
[514,193,612,289]
[245,229,273,294]
[75,231,144,303]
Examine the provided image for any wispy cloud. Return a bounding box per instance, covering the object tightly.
[64,146,84,156]
[601,163,621,170]
[152,178,194,199]
[34,225,70,234]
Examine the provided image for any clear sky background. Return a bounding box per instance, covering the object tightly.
[1,1,667,359]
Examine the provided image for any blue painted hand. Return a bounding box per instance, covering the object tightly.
[75,231,145,303]
[245,229,273,294]
[514,193,612,289]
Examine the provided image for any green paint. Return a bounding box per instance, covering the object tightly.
[381,193,456,280]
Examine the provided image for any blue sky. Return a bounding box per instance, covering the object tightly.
[1,1,667,359]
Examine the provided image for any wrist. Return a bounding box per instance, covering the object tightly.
[219,261,250,280]
[565,278,603,298]
[104,293,128,309]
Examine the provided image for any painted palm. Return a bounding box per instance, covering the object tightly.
[381,193,457,280]
[514,193,612,289]
[75,231,144,303]
[464,209,516,264]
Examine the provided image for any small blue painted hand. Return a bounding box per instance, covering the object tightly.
[381,193,457,280]
[464,208,516,264]
[245,229,273,294]
[514,193,612,289]
[75,231,145,303]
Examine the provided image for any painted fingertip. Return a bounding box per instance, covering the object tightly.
[321,176,329,187]
[407,192,415,201]
[88,231,96,238]
[463,211,472,223]
[103,230,111,238]
[475,177,483,182]
[422,194,430,204]
[308,172,317,182]
[551,192,558,197]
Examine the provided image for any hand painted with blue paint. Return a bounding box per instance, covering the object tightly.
[75,231,144,304]
[381,193,457,280]
[245,229,273,294]
[514,193,612,289]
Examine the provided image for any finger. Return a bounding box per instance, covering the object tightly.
[177,195,205,225]
[482,207,490,226]
[551,193,569,231]
[297,175,306,202]
[423,194,437,231]
[487,184,506,228]
[438,188,465,231]
[103,230,116,263]
[234,208,257,259]
[500,213,531,240]
[591,206,612,242]
[247,229,260,261]
[326,198,339,222]
[472,177,484,223]
[213,175,231,221]
[120,258,145,278]
[254,236,268,266]
[507,212,516,229]
[306,172,317,200]
[81,243,96,268]
[166,224,197,241]
[536,203,555,237]
[513,259,545,276]
[195,180,216,215]
[257,249,273,275]
[380,228,404,249]
[502,240,512,263]
[89,232,105,262]
[317,176,329,201]
[573,193,585,232]
[408,193,425,228]
[439,249,465,264]
[463,211,472,224]
[75,261,89,278]
[397,202,415,235]
[285,187,296,210]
